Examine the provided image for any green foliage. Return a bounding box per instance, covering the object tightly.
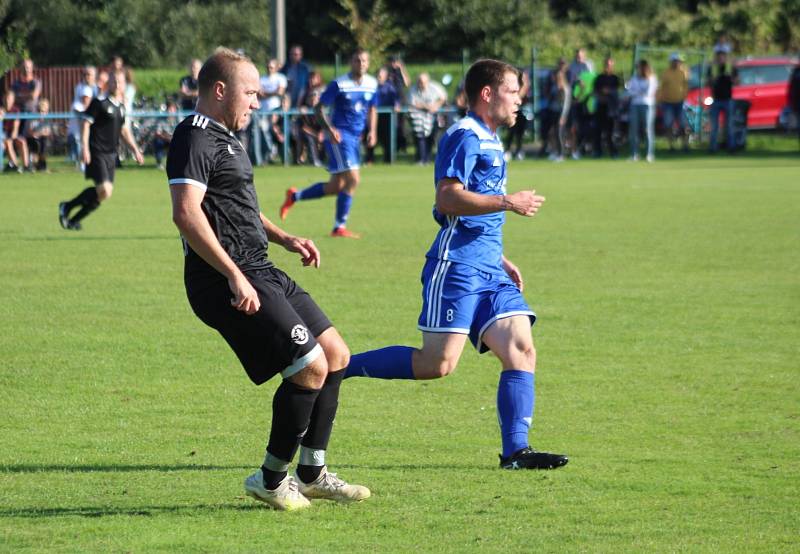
[332,0,405,60]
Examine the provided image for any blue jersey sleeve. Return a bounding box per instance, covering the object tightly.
[435,131,479,187]
[319,80,339,107]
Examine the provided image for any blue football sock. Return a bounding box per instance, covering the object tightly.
[295,182,326,201]
[344,346,415,379]
[334,192,353,229]
[497,370,535,458]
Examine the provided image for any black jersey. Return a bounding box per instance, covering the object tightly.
[167,113,273,293]
[82,95,126,154]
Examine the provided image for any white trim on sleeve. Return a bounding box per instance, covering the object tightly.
[169,178,208,191]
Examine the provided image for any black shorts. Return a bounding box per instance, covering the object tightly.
[85,151,117,184]
[188,267,332,385]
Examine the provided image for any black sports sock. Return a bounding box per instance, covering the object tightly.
[65,187,97,213]
[266,379,320,467]
[261,467,288,490]
[302,369,344,452]
[296,464,323,484]
[70,188,101,224]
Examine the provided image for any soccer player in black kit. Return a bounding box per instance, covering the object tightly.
[166,48,369,511]
[59,71,143,230]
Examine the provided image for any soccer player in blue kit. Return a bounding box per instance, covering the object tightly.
[344,59,568,470]
[280,49,377,238]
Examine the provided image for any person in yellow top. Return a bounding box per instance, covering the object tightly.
[658,52,690,151]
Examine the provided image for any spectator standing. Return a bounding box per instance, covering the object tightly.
[26,98,53,171]
[592,57,621,158]
[96,70,110,97]
[566,48,593,87]
[570,68,596,159]
[407,72,446,165]
[282,45,311,108]
[254,59,288,166]
[659,52,690,152]
[504,69,530,161]
[179,59,202,111]
[11,58,42,113]
[2,90,30,172]
[537,59,563,158]
[566,48,593,159]
[68,66,97,166]
[386,56,411,152]
[789,62,800,150]
[368,66,400,164]
[545,60,571,162]
[627,59,658,162]
[707,51,737,153]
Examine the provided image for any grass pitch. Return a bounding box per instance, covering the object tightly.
[1,143,798,552]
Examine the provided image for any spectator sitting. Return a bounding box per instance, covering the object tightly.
[297,86,325,167]
[407,72,446,165]
[11,58,42,113]
[25,98,54,172]
[179,59,201,112]
[2,90,31,172]
[153,101,179,170]
[293,70,325,166]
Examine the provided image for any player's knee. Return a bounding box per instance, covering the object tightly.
[417,355,458,379]
[324,340,350,373]
[508,342,536,371]
[292,351,329,389]
[97,183,112,201]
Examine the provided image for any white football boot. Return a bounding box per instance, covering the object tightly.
[296,466,371,502]
[244,470,311,511]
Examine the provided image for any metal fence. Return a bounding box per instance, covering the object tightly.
[1,106,469,170]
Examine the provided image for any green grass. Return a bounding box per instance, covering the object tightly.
[1,142,799,552]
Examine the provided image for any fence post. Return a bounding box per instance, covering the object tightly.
[390,109,396,164]
[531,46,539,146]
[283,110,290,167]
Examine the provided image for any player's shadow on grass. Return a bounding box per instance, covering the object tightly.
[0,463,250,474]
[0,503,267,519]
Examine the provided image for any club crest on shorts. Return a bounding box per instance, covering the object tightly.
[291,324,309,345]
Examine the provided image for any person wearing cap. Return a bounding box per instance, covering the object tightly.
[658,52,690,152]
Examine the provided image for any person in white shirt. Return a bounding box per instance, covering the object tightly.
[68,66,97,166]
[627,59,658,162]
[254,58,288,165]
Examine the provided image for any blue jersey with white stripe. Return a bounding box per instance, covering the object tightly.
[319,73,378,136]
[426,112,507,275]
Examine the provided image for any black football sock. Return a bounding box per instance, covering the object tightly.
[70,188,101,223]
[65,187,97,213]
[264,379,320,485]
[297,369,344,483]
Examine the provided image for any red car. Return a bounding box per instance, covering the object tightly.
[686,56,798,129]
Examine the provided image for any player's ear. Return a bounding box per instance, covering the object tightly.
[480,85,492,104]
[213,81,226,102]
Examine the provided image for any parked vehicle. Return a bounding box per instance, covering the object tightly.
[686,56,798,129]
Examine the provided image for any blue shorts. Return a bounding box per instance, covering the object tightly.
[324,132,361,174]
[417,258,536,353]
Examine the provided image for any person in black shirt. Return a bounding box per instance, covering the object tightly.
[179,59,201,112]
[592,57,620,158]
[788,63,800,150]
[708,52,737,152]
[58,71,143,230]
[167,47,370,511]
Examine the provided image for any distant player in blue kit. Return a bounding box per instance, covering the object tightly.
[344,59,568,470]
[280,49,377,238]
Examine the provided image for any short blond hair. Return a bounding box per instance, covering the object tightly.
[198,47,253,97]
